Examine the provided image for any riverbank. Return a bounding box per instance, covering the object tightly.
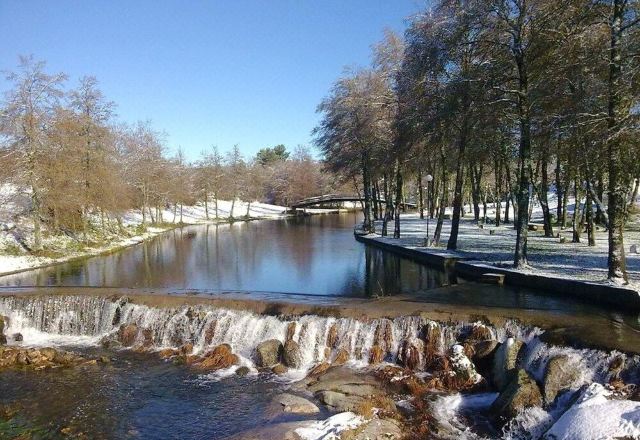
[0,199,338,278]
[358,214,640,310]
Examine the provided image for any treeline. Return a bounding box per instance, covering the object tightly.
[315,0,639,283]
[0,56,333,252]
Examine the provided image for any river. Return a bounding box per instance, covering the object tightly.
[0,213,639,439]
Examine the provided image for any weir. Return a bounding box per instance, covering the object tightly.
[1,294,637,386]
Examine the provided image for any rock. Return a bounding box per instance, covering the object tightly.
[424,321,442,366]
[283,339,303,368]
[473,339,499,360]
[492,338,524,391]
[308,362,331,377]
[333,348,350,365]
[316,390,365,412]
[274,393,320,414]
[99,356,111,364]
[0,346,88,370]
[272,364,288,375]
[256,339,283,368]
[449,344,482,385]
[542,383,640,440]
[369,345,385,365]
[12,333,23,342]
[491,369,543,419]
[141,328,154,348]
[204,320,217,346]
[0,315,6,334]
[327,323,339,348]
[543,355,582,404]
[285,322,297,342]
[0,335,6,345]
[235,366,250,377]
[398,338,424,370]
[349,418,403,440]
[158,348,179,359]
[195,344,239,371]
[117,324,139,347]
[179,343,194,355]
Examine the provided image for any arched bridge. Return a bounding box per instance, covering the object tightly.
[291,194,417,209]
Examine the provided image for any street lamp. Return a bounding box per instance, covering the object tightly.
[424,174,433,246]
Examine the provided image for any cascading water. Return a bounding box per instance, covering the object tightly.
[1,294,637,384]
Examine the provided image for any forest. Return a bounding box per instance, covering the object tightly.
[315,0,639,283]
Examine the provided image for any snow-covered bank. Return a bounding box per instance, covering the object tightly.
[0,198,334,277]
[370,212,640,294]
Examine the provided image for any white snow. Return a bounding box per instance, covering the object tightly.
[542,383,640,440]
[294,412,365,440]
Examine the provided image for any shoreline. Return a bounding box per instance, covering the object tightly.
[1,286,639,354]
[0,208,348,279]
[355,232,640,312]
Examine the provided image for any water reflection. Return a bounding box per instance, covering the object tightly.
[0,213,450,297]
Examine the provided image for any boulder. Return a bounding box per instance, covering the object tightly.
[316,390,365,412]
[543,355,581,404]
[308,362,331,377]
[195,344,239,371]
[272,363,288,375]
[204,320,217,346]
[256,339,283,368]
[235,366,250,377]
[141,328,154,348]
[0,335,6,345]
[285,322,296,342]
[274,393,320,414]
[369,345,385,365]
[398,338,424,370]
[158,348,179,359]
[491,369,543,419]
[327,323,339,348]
[449,344,482,384]
[473,339,499,360]
[12,333,23,342]
[423,321,442,365]
[542,383,640,440]
[350,418,403,440]
[283,339,303,369]
[333,348,350,365]
[0,315,6,334]
[117,324,139,347]
[492,338,524,391]
[0,346,87,370]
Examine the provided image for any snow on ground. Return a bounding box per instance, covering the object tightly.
[0,194,337,277]
[374,196,640,291]
[293,412,365,440]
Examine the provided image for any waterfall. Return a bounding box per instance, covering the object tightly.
[0,294,637,382]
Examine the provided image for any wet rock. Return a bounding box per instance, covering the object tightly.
[423,321,442,366]
[492,338,524,391]
[12,333,23,342]
[0,346,87,370]
[141,328,154,348]
[274,393,320,414]
[473,339,499,360]
[398,338,424,370]
[543,355,582,404]
[308,362,331,377]
[608,355,625,380]
[272,363,288,375]
[0,315,7,334]
[235,366,250,377]
[256,339,283,368]
[117,324,139,347]
[349,418,402,440]
[0,335,6,345]
[373,320,393,352]
[285,322,296,342]
[333,348,350,365]
[491,369,543,419]
[283,339,302,369]
[158,348,179,359]
[316,390,364,412]
[194,344,239,371]
[204,320,217,346]
[179,343,194,355]
[369,345,385,365]
[327,323,339,348]
[449,344,482,384]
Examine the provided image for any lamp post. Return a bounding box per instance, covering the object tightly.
[424,174,433,246]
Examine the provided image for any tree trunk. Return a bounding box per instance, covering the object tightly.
[606,0,628,282]
[418,171,424,220]
[539,150,554,237]
[586,180,596,246]
[470,164,481,222]
[393,160,403,239]
[447,135,466,250]
[361,153,374,233]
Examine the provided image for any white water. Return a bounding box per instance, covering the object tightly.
[0,294,637,384]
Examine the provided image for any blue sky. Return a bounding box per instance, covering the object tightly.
[0,0,425,160]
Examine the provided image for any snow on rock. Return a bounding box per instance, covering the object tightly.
[450,344,483,384]
[542,383,640,440]
[293,412,365,440]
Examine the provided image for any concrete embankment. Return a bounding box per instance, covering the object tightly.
[355,233,640,312]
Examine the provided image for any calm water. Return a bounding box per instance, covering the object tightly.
[0,213,451,296]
